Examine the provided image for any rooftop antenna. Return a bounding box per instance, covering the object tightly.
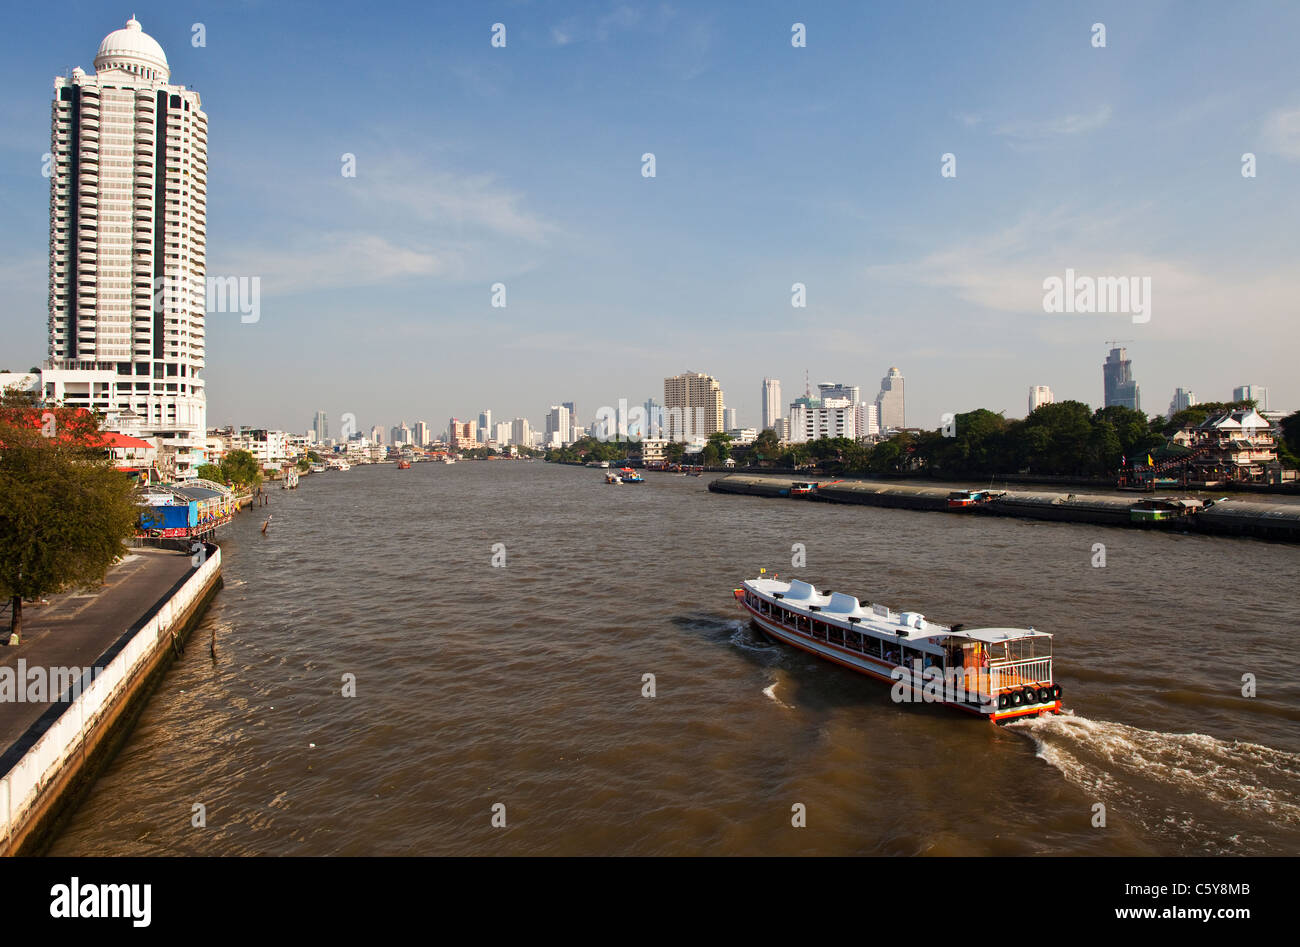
[804,369,810,399]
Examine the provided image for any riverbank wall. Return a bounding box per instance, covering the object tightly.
[708,474,1300,542]
[0,544,222,855]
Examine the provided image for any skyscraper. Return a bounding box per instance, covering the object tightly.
[1168,388,1197,418]
[643,398,663,437]
[1103,348,1141,411]
[44,18,210,477]
[477,409,492,444]
[761,378,781,431]
[413,421,430,447]
[875,367,905,431]
[664,371,724,440]
[1232,385,1269,410]
[817,383,860,404]
[369,425,384,446]
[724,407,738,430]
[313,411,328,444]
[545,405,570,446]
[561,401,577,444]
[1028,386,1054,414]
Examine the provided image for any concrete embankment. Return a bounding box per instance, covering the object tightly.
[708,474,1300,542]
[0,544,222,855]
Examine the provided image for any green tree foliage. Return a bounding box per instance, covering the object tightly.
[829,401,1184,479]
[702,431,733,465]
[750,428,781,464]
[1279,410,1300,468]
[545,435,640,465]
[0,390,140,641]
[217,449,262,489]
[196,463,224,482]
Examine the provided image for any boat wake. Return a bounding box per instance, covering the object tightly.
[762,681,792,709]
[728,621,777,655]
[1011,711,1300,853]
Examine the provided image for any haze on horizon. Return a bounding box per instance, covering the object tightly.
[1,0,1297,436]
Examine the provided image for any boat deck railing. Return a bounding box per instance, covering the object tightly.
[989,657,1053,693]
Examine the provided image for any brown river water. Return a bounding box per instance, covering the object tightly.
[49,462,1300,855]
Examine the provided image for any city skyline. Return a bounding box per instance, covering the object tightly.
[2,3,1298,434]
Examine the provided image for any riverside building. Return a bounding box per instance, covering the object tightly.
[44,18,209,478]
[664,371,724,441]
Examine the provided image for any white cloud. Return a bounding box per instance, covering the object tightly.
[348,160,558,245]
[993,105,1113,141]
[212,232,453,297]
[865,207,1300,342]
[1261,106,1300,158]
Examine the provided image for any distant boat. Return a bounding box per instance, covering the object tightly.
[397,460,412,470]
[1130,496,1204,523]
[605,471,622,484]
[790,481,818,496]
[947,489,1005,510]
[599,461,610,468]
[619,467,644,483]
[442,456,456,464]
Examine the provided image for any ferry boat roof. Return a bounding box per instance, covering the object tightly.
[743,576,1048,649]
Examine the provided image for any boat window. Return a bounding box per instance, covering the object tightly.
[828,625,844,646]
[811,620,825,640]
[845,631,862,652]
[864,636,881,657]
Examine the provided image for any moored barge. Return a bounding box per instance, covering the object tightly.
[734,574,1061,722]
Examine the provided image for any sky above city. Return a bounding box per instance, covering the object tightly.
[1,0,1297,435]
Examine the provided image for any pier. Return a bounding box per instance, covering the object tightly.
[708,474,1300,542]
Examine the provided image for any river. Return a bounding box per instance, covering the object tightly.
[49,462,1300,855]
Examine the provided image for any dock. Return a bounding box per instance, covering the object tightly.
[708,474,1300,542]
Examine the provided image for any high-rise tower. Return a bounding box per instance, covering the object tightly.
[875,367,905,431]
[45,17,209,476]
[1103,348,1141,411]
[761,378,782,431]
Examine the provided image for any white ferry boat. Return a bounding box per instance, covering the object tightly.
[734,574,1060,722]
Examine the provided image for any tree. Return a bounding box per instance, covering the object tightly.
[219,449,262,489]
[0,390,139,642]
[665,441,685,464]
[1279,410,1300,468]
[196,462,225,482]
[751,428,780,464]
[706,431,732,463]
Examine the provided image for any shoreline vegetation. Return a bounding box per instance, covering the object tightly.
[544,400,1300,495]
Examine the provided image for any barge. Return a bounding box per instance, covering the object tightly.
[734,574,1061,722]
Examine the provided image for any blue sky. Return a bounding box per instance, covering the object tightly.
[1,0,1298,435]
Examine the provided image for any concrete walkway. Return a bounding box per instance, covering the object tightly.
[0,547,197,757]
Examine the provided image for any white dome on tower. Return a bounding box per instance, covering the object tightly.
[93,16,169,81]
